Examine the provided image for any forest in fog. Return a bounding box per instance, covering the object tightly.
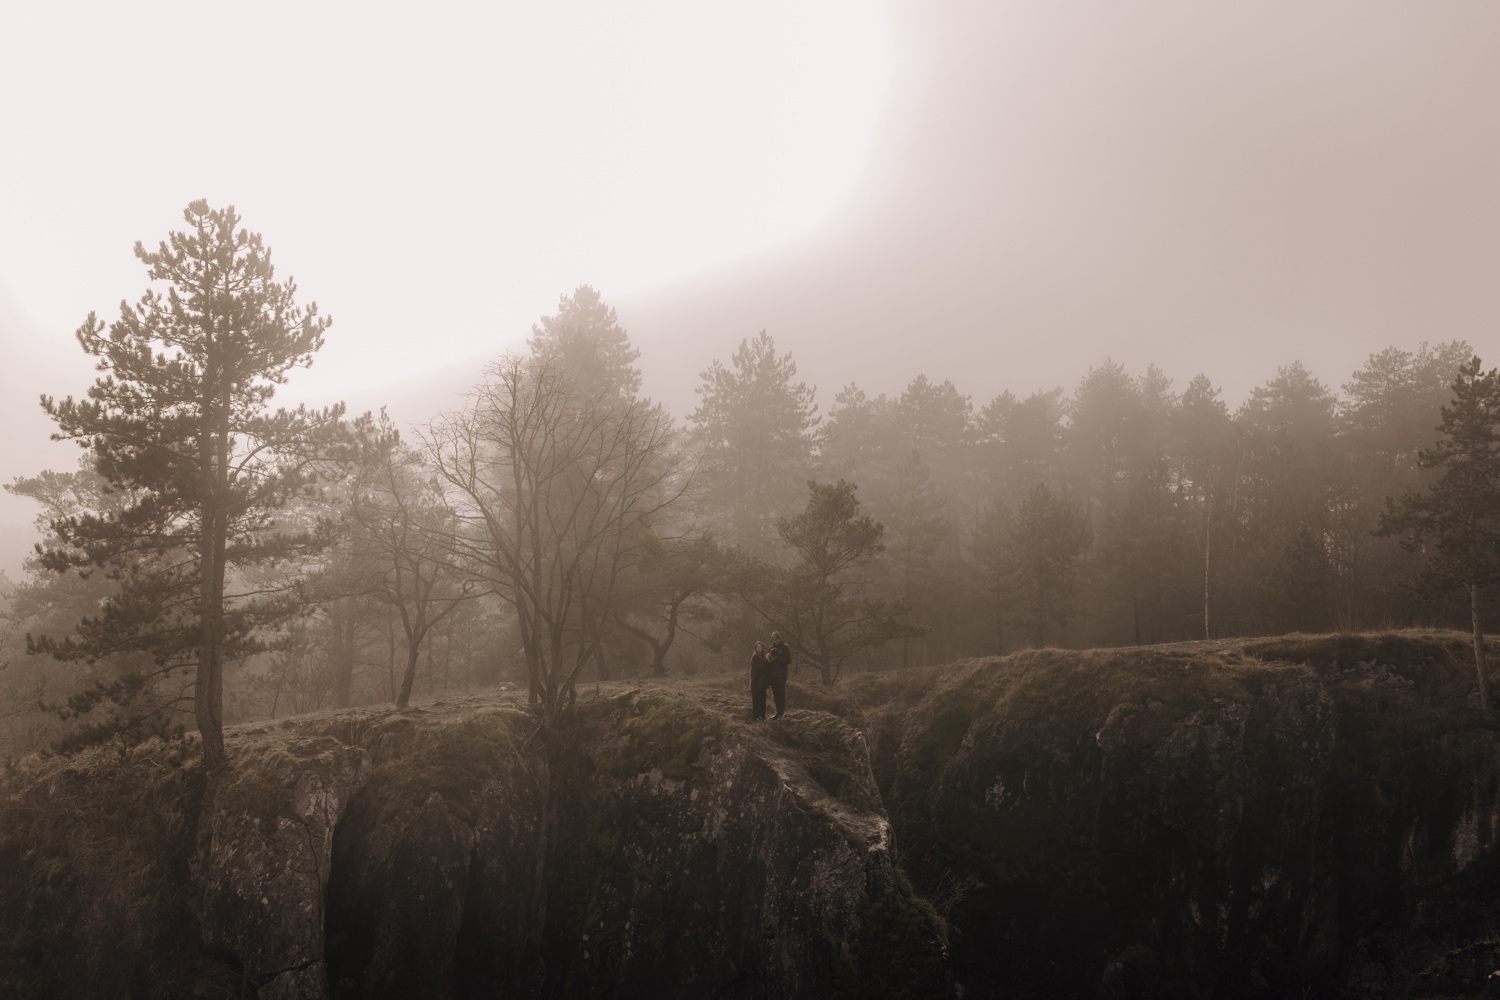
[0,203,1492,761]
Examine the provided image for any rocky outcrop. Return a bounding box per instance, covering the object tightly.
[5,630,1497,999]
[848,632,1500,999]
[0,691,947,999]
[192,735,369,998]
[539,697,932,999]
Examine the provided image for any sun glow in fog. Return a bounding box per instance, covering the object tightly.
[0,1,894,393]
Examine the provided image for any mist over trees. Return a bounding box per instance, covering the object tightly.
[1,204,1497,760]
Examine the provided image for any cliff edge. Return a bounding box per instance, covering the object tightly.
[4,631,1499,998]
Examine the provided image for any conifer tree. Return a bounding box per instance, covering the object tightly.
[526,284,642,402]
[882,451,949,665]
[34,201,361,765]
[1172,374,1233,639]
[972,498,1017,653]
[1378,356,1500,723]
[690,331,819,557]
[1009,483,1090,647]
[738,480,923,685]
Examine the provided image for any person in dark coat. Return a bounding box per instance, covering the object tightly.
[750,640,771,720]
[763,631,791,719]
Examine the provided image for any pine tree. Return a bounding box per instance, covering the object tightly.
[738,481,923,685]
[689,331,819,557]
[1265,525,1337,633]
[33,201,362,765]
[974,388,1065,505]
[1341,341,1475,628]
[882,451,949,665]
[972,498,1017,653]
[818,384,895,490]
[1009,483,1090,647]
[1171,374,1234,639]
[1378,356,1500,723]
[527,285,642,402]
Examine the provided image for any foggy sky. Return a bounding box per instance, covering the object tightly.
[621,2,1499,417]
[0,2,893,574]
[2,2,1496,577]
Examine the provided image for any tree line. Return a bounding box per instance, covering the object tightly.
[1,203,1497,763]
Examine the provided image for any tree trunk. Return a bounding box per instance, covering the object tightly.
[1471,583,1493,725]
[332,604,355,709]
[196,532,226,767]
[196,413,230,769]
[397,623,424,708]
[442,627,452,692]
[1203,501,1212,641]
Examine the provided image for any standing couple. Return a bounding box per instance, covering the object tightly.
[750,632,791,720]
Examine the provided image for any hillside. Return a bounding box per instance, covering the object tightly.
[3,631,1499,998]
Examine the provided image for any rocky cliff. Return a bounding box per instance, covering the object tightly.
[2,631,1498,999]
[826,631,1500,999]
[0,688,946,999]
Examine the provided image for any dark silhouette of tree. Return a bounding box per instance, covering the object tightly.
[1378,356,1500,723]
[31,202,361,766]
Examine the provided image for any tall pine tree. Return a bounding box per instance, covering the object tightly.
[1378,356,1500,724]
[526,285,642,402]
[689,331,819,557]
[35,201,361,765]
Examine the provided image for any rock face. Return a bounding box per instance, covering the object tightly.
[851,633,1500,999]
[4,631,1499,999]
[0,691,947,999]
[193,735,370,998]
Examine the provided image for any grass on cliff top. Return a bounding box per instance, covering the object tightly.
[330,700,535,827]
[576,689,732,781]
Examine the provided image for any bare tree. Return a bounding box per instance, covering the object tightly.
[611,533,727,676]
[427,355,688,728]
[348,424,480,708]
[427,354,688,950]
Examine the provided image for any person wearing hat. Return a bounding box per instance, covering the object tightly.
[762,631,792,719]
